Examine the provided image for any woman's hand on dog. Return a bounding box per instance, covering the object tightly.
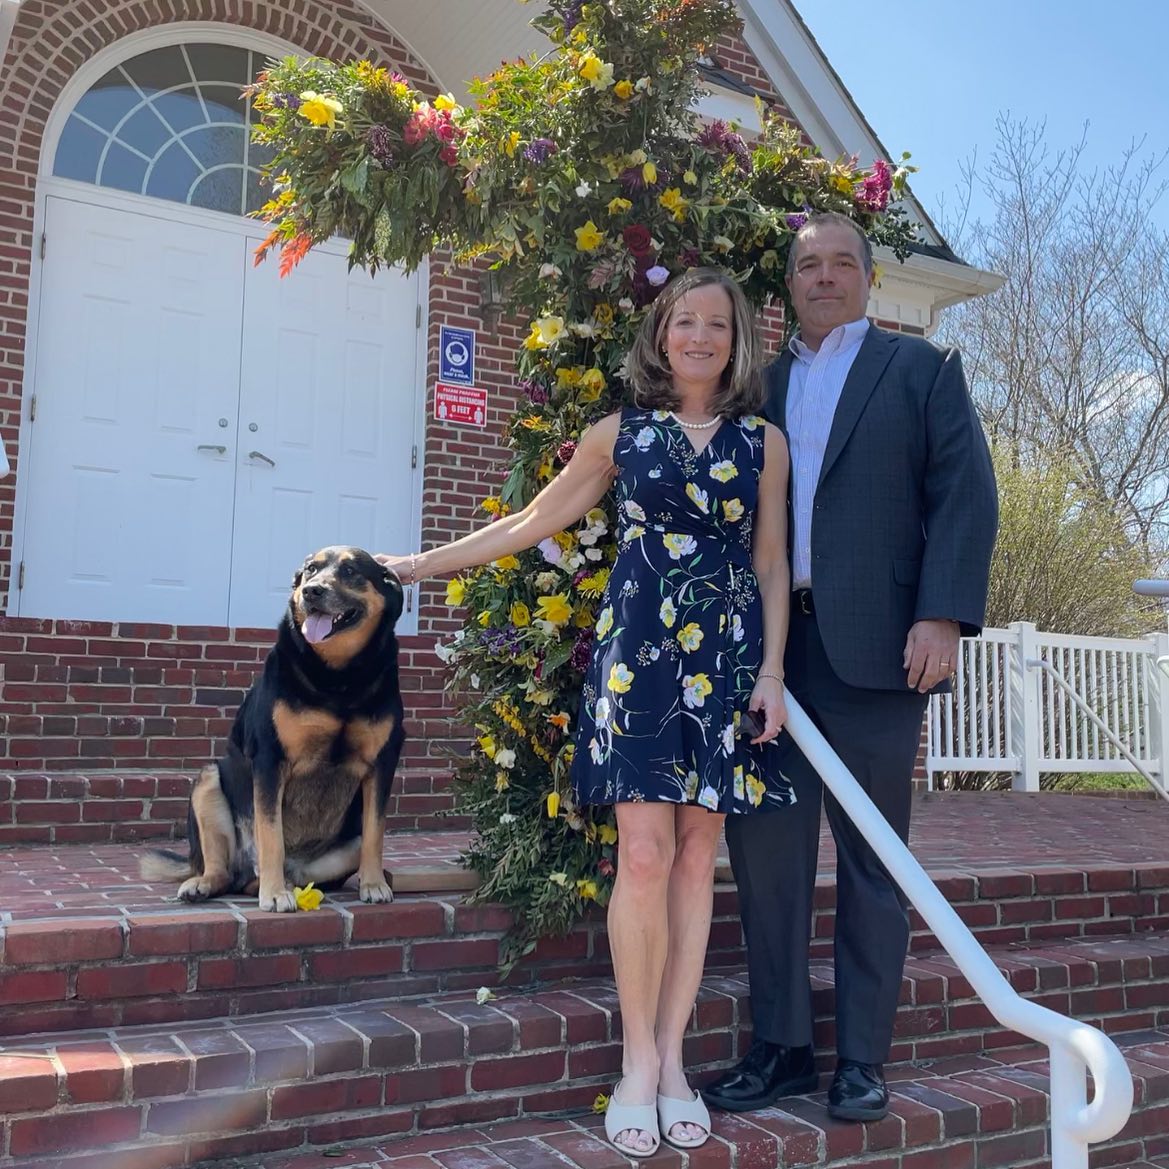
[374,554,412,585]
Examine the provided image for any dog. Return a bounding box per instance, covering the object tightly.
[142,546,406,912]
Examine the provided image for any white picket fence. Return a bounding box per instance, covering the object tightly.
[927,622,1169,793]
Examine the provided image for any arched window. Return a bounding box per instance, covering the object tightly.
[53,42,276,217]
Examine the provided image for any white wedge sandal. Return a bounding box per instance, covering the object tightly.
[657,1088,711,1149]
[604,1083,661,1159]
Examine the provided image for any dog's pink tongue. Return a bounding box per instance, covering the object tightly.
[302,614,332,644]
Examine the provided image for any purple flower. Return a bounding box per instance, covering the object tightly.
[272,92,301,110]
[725,132,752,174]
[367,125,396,168]
[570,630,594,672]
[646,265,670,286]
[678,247,701,268]
[857,159,894,212]
[695,120,751,174]
[520,378,551,404]
[523,137,558,164]
[696,119,730,151]
[562,0,585,33]
[618,165,648,192]
[785,212,808,231]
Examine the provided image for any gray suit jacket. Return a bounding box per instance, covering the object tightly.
[765,325,998,691]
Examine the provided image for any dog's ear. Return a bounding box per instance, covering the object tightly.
[382,571,404,624]
[291,567,304,590]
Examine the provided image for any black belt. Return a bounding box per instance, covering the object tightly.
[793,588,815,617]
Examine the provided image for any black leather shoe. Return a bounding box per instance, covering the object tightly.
[701,1040,818,1112]
[826,1059,889,1122]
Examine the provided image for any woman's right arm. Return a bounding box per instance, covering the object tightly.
[379,411,622,582]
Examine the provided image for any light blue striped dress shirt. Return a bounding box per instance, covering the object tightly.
[786,317,870,589]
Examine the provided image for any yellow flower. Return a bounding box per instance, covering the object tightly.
[547,791,561,818]
[580,569,610,598]
[504,130,522,156]
[556,366,582,390]
[575,220,605,252]
[722,498,745,522]
[598,824,618,845]
[658,187,689,223]
[629,149,648,165]
[677,622,704,652]
[746,773,765,807]
[511,602,531,627]
[594,1092,610,1114]
[683,672,713,708]
[520,414,551,431]
[434,92,458,112]
[613,79,634,100]
[481,495,502,515]
[595,606,614,637]
[580,367,606,395]
[606,196,632,216]
[298,91,343,129]
[548,712,571,732]
[477,610,491,627]
[445,577,467,606]
[659,597,677,628]
[495,771,510,792]
[831,173,854,195]
[709,459,738,483]
[535,594,573,626]
[577,878,599,900]
[594,302,615,326]
[494,555,520,572]
[686,482,710,513]
[683,169,698,185]
[573,605,594,628]
[872,261,884,288]
[578,54,614,89]
[293,882,323,911]
[478,734,497,760]
[608,662,634,693]
[642,161,658,185]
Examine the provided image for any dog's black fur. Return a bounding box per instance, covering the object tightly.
[142,546,406,911]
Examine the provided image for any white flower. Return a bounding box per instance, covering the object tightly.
[623,525,645,541]
[435,641,457,664]
[569,321,597,338]
[499,813,517,825]
[576,179,593,196]
[538,262,563,280]
[732,614,744,642]
[494,748,517,769]
[585,547,604,561]
[663,532,698,560]
[624,500,647,521]
[685,483,710,514]
[698,784,720,810]
[634,426,656,450]
[535,571,559,592]
[648,466,662,479]
[476,986,497,1004]
[709,460,738,483]
[538,537,564,566]
[595,696,612,723]
[618,297,635,312]
[470,673,481,689]
[682,672,713,708]
[722,724,735,754]
[712,235,734,252]
[659,597,677,628]
[589,737,604,764]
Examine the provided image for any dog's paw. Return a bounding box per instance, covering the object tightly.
[359,878,394,904]
[177,876,213,902]
[259,886,298,913]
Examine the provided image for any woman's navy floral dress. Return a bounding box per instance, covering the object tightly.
[571,407,796,814]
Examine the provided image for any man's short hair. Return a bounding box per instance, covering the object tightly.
[786,211,873,278]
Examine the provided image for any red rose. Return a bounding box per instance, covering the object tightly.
[623,224,653,257]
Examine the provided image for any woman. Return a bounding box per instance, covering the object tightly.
[378,267,793,1156]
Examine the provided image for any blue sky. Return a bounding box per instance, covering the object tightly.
[793,0,1169,234]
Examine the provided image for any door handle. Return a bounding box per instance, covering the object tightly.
[248,450,276,468]
[197,444,227,455]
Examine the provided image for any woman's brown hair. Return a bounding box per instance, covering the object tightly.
[624,267,765,416]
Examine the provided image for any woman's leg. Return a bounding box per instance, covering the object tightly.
[608,801,676,1154]
[655,805,724,1141]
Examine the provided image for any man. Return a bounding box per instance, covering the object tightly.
[703,212,998,1122]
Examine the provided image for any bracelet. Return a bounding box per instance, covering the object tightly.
[409,552,418,585]
[757,672,783,683]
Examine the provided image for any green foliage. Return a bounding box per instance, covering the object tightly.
[988,441,1159,638]
[250,0,917,967]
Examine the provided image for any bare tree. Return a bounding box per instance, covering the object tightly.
[937,116,1169,566]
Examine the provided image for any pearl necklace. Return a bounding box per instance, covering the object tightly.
[669,411,721,430]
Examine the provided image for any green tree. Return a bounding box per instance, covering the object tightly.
[249,0,915,964]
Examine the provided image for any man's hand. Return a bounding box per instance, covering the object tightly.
[903,619,960,693]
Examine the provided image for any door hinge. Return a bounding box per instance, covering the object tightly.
[39,233,46,260]
[17,561,25,590]
[416,304,422,328]
[411,444,418,469]
[29,393,36,422]
[406,588,413,614]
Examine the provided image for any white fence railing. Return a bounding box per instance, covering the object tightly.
[927,622,1169,793]
[787,695,1134,1169]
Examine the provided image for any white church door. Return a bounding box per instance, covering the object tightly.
[16,40,424,629]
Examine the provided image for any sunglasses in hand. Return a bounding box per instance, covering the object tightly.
[737,709,766,739]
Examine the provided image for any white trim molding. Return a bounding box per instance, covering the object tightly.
[0,0,21,68]
[872,246,1004,335]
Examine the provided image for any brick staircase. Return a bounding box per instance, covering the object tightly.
[0,790,1167,1168]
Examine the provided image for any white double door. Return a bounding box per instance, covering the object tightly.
[17,191,423,629]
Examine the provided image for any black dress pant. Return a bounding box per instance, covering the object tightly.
[726,606,928,1064]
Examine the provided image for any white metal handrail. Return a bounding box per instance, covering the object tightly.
[1028,657,1168,801]
[1134,580,1169,680]
[784,693,1134,1169]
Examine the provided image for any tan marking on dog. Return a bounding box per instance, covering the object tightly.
[312,582,386,669]
[272,701,342,764]
[346,714,395,769]
[357,770,392,903]
[251,770,296,912]
[178,764,234,901]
